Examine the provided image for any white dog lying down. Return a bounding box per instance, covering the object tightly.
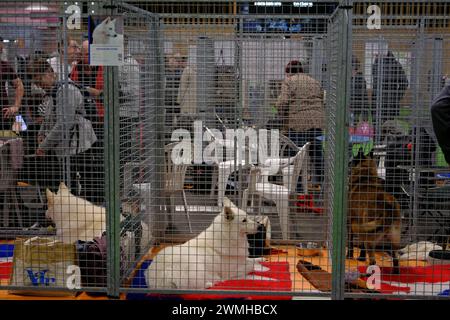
[145,198,269,290]
[46,182,150,244]
[399,241,443,261]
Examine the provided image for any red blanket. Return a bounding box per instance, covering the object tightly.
[181,261,292,300]
[358,264,450,296]
[129,261,293,300]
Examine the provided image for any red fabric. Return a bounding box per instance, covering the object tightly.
[358,264,450,295]
[144,261,292,300]
[94,66,104,118]
[180,262,292,300]
[70,64,104,119]
[296,194,323,214]
[0,262,12,280]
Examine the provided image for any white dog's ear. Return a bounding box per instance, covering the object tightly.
[46,189,54,206]
[224,206,235,222]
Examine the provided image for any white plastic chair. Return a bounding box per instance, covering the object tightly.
[242,142,310,240]
[123,142,192,233]
[209,130,301,207]
[205,126,256,207]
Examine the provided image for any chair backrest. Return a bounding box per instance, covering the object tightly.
[164,142,190,192]
[286,142,310,193]
[279,134,300,157]
[0,143,13,192]
[204,126,221,142]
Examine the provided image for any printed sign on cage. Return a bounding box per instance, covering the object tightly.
[88,16,124,66]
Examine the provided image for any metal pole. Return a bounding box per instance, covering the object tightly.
[430,37,443,103]
[331,0,352,301]
[411,19,425,242]
[103,0,121,299]
[374,37,385,145]
[149,15,166,241]
[61,16,72,191]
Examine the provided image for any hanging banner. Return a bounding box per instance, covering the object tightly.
[88,15,124,66]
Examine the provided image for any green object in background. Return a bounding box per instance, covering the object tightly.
[399,106,412,118]
[352,140,374,157]
[271,105,278,114]
[436,146,449,167]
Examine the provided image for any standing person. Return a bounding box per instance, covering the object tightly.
[0,36,24,132]
[70,40,104,138]
[119,44,140,197]
[165,54,185,133]
[176,58,197,130]
[431,84,450,165]
[70,40,104,204]
[350,55,369,124]
[47,39,81,81]
[372,50,408,126]
[28,58,97,195]
[275,60,325,189]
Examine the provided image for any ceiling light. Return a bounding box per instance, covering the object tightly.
[25,5,50,11]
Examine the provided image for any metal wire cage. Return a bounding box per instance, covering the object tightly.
[0,0,448,300]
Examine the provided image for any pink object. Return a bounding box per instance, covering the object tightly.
[355,121,374,138]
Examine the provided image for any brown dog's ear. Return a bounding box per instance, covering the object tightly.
[59,182,68,191]
[224,206,235,222]
[46,189,54,206]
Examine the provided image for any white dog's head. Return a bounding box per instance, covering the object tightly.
[217,197,259,235]
[93,17,119,41]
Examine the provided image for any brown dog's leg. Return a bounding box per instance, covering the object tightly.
[357,244,367,262]
[391,249,400,275]
[347,231,354,259]
[366,243,377,265]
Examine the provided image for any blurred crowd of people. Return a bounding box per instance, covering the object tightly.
[0,37,140,205]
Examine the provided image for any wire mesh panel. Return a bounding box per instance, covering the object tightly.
[117,1,343,300]
[0,0,448,301]
[345,6,450,299]
[116,2,164,289]
[0,0,115,296]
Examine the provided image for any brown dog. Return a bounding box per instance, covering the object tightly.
[347,152,402,273]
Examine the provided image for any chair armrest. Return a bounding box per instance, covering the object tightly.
[263,156,295,176]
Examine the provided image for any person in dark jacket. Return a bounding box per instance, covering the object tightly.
[70,40,105,204]
[350,55,369,123]
[372,50,408,125]
[431,84,450,165]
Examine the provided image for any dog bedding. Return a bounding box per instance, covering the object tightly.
[0,244,14,280]
[358,264,450,296]
[126,260,292,300]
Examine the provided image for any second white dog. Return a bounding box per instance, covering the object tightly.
[145,198,267,290]
[92,16,123,46]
